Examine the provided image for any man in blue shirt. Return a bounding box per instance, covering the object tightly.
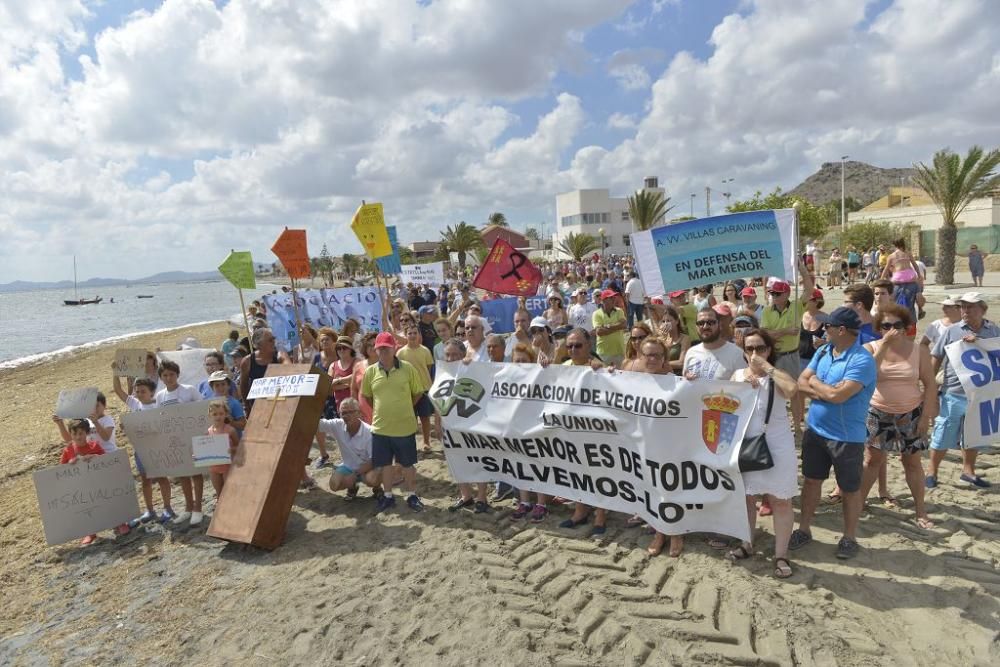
[928,292,999,489]
[791,307,877,560]
[842,284,880,344]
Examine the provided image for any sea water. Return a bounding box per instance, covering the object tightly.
[0,281,283,367]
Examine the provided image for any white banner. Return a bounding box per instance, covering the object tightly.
[55,387,99,419]
[156,348,214,388]
[431,362,755,541]
[945,338,1000,448]
[399,262,444,286]
[121,401,212,478]
[246,374,319,400]
[33,451,140,545]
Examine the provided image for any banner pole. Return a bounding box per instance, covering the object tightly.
[238,287,255,357]
[289,276,305,349]
[792,203,801,305]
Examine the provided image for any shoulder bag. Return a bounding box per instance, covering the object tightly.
[738,375,775,473]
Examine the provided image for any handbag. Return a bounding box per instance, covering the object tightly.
[738,375,775,473]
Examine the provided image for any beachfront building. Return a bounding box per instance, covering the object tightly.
[552,177,666,258]
[481,225,529,250]
[408,241,441,260]
[847,186,1000,259]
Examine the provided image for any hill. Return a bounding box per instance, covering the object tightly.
[0,270,222,293]
[789,160,917,207]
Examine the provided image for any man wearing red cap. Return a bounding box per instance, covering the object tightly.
[669,289,699,342]
[593,289,627,368]
[761,265,815,429]
[362,332,427,513]
[737,286,764,322]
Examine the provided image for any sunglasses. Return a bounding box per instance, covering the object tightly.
[565,343,586,350]
[768,291,784,297]
[696,320,718,327]
[631,334,647,342]
[880,321,907,331]
[744,344,769,353]
[822,323,843,330]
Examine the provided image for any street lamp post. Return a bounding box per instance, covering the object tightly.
[722,178,735,210]
[599,227,606,262]
[689,193,695,218]
[841,155,849,230]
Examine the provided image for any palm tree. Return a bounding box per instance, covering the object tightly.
[911,146,1000,284]
[487,212,508,227]
[439,221,484,271]
[557,232,600,262]
[627,189,674,231]
[341,253,360,279]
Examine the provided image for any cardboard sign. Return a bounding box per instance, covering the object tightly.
[113,349,149,377]
[218,250,257,289]
[399,261,445,286]
[246,374,319,400]
[192,434,231,468]
[351,202,392,258]
[271,229,311,279]
[33,451,140,545]
[156,348,214,389]
[55,387,99,419]
[121,401,211,478]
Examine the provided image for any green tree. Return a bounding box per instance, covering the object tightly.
[398,246,415,264]
[840,220,909,254]
[824,197,865,227]
[557,232,600,262]
[627,189,674,231]
[728,187,831,242]
[472,245,490,266]
[439,221,484,271]
[341,253,360,278]
[911,146,1000,284]
[524,226,540,241]
[487,212,508,227]
[319,243,334,285]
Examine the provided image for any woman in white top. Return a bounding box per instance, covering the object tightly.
[728,329,798,578]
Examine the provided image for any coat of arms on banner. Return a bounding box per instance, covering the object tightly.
[701,391,741,454]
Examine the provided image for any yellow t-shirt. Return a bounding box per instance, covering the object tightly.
[592,307,626,358]
[761,299,805,353]
[361,359,424,436]
[396,344,434,390]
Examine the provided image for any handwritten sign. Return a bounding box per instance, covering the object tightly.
[121,401,211,478]
[351,202,392,258]
[246,374,319,400]
[192,434,231,467]
[399,262,445,286]
[271,228,311,279]
[33,451,140,545]
[156,348,214,388]
[113,349,149,377]
[55,387,99,419]
[946,338,1000,448]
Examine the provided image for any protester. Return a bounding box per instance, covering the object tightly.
[966,244,987,287]
[443,338,492,513]
[207,371,246,432]
[670,289,700,342]
[317,398,381,499]
[732,314,757,351]
[921,296,960,347]
[297,324,321,364]
[52,418,109,545]
[529,316,555,364]
[928,292,997,489]
[737,286,764,321]
[568,288,598,334]
[463,315,490,362]
[397,326,436,453]
[728,330,798,578]
[719,282,740,313]
[127,351,161,395]
[312,327,340,468]
[433,318,454,361]
[792,306,877,559]
[504,309,533,361]
[800,288,828,372]
[544,293,569,329]
[205,399,240,497]
[624,271,645,328]
[682,308,747,380]
[621,322,653,371]
[239,328,279,413]
[362,332,427,513]
[221,330,240,369]
[693,285,716,311]
[329,335,359,419]
[155,360,207,525]
[485,334,506,363]
[594,288,627,368]
[860,304,936,528]
[843,284,880,344]
[761,266,815,430]
[350,333,379,424]
[417,305,439,352]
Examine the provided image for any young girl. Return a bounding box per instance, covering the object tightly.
[207,400,240,497]
[51,417,116,545]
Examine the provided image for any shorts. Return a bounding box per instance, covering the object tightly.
[334,464,363,482]
[775,351,801,379]
[209,464,231,475]
[865,405,928,454]
[801,428,864,492]
[133,451,147,477]
[372,433,418,468]
[930,392,982,450]
[848,262,860,269]
[322,395,338,419]
[414,393,434,418]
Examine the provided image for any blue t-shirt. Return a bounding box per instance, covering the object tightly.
[858,322,880,345]
[806,338,877,443]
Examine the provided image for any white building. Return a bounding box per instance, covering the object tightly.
[553,177,666,258]
[846,187,1000,229]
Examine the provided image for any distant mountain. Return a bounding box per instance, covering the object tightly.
[0,270,223,293]
[789,161,917,207]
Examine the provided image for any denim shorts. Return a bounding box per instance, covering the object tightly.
[930,392,981,450]
[372,433,418,468]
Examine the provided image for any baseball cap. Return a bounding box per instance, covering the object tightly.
[941,295,959,306]
[668,289,687,299]
[826,306,862,330]
[733,315,755,327]
[208,370,231,383]
[740,287,757,298]
[232,346,248,358]
[374,332,396,349]
[418,305,437,315]
[553,325,573,338]
[769,280,791,294]
[811,288,824,300]
[529,316,550,332]
[958,292,986,305]
[600,289,618,300]
[650,296,664,305]
[712,304,733,317]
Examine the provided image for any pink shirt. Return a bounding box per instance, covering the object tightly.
[869,341,923,413]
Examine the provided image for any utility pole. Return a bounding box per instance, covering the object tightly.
[705,186,711,217]
[841,155,849,230]
[689,193,695,217]
[722,178,735,211]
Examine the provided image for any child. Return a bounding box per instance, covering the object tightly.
[51,417,115,546]
[154,360,204,526]
[113,368,175,525]
[396,326,435,453]
[206,400,240,497]
[206,371,246,433]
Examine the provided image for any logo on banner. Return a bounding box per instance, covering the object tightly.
[701,391,741,454]
[432,377,486,418]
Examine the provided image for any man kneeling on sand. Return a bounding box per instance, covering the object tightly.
[317,398,382,500]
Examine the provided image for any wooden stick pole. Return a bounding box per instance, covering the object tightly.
[238,287,255,357]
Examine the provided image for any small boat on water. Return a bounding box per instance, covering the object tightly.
[63,256,102,306]
[137,295,154,299]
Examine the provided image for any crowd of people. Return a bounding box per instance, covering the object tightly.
[53,251,994,580]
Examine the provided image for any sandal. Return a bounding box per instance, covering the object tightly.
[788,528,812,551]
[707,536,730,550]
[774,557,793,579]
[823,493,842,505]
[879,495,898,508]
[626,515,645,528]
[727,545,752,561]
[915,516,935,530]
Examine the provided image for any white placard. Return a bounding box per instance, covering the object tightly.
[120,401,211,478]
[192,434,231,468]
[55,387,100,419]
[156,348,215,388]
[246,374,319,400]
[33,451,140,545]
[945,338,1000,448]
[399,262,444,286]
[113,348,149,377]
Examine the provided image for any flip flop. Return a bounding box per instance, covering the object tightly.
[727,545,752,561]
[915,517,935,530]
[626,515,646,528]
[823,494,842,505]
[774,557,793,579]
[707,536,731,550]
[879,495,898,508]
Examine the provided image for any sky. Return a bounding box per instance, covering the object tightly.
[1,0,998,282]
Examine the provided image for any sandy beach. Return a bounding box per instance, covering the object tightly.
[1,315,998,666]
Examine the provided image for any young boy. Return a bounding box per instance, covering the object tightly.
[89,392,117,452]
[395,326,435,453]
[113,369,176,525]
[207,370,246,433]
[154,360,204,526]
[51,417,111,545]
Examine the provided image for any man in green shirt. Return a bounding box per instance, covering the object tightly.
[761,264,814,428]
[362,332,426,513]
[593,289,627,368]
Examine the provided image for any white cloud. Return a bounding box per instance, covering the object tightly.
[608,112,637,130]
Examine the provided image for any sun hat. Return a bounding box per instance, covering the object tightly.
[374,332,396,349]
[941,295,959,306]
[529,316,550,332]
[208,370,231,383]
[958,292,986,305]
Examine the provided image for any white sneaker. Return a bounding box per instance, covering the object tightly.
[172,511,191,524]
[189,511,203,526]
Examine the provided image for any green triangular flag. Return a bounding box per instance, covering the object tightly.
[218,251,256,289]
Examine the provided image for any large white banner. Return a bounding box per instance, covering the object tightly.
[431,362,755,541]
[945,338,1000,448]
[399,262,444,286]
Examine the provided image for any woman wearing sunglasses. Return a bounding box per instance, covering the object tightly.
[860,304,936,529]
[620,322,654,371]
[728,329,799,578]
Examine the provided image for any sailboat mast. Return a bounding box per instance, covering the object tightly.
[73,255,78,299]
